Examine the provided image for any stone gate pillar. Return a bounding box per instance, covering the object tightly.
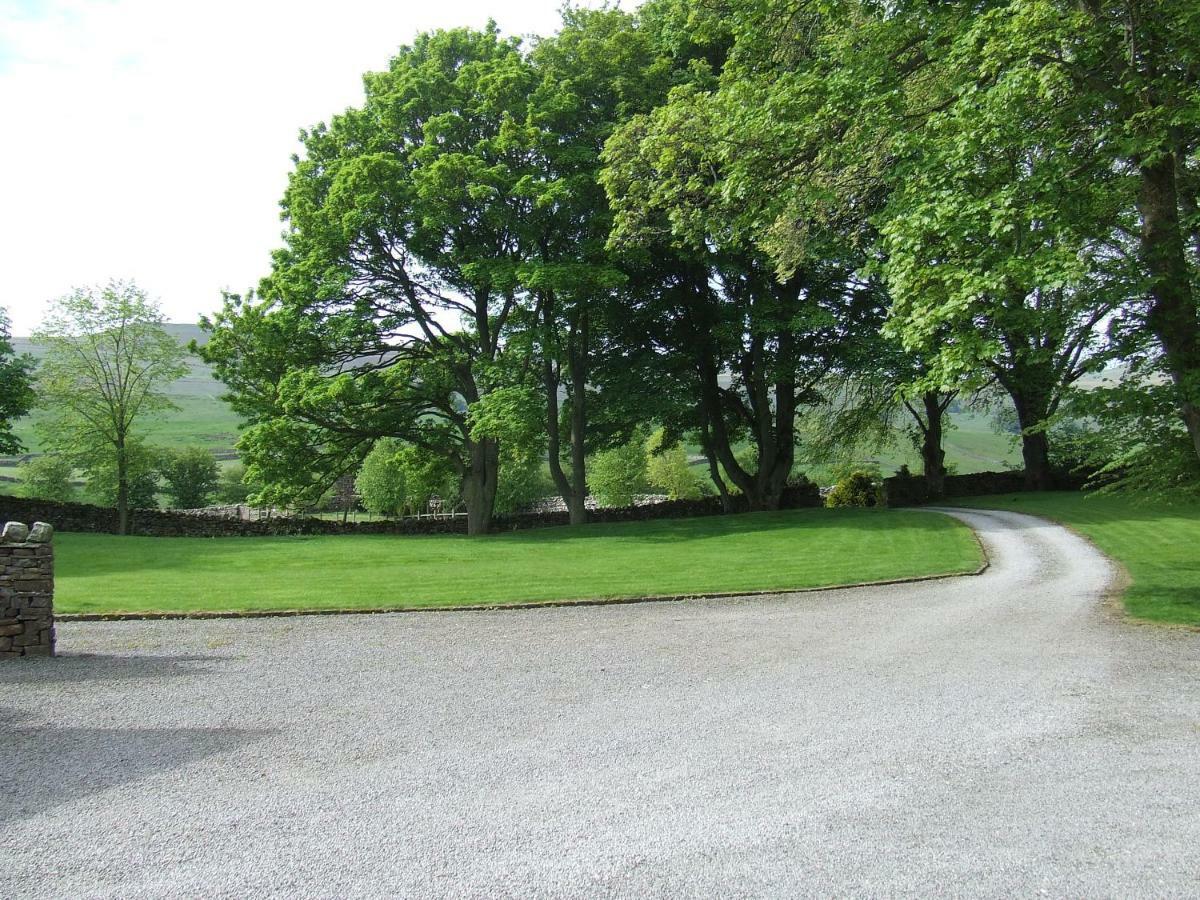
[0,521,55,658]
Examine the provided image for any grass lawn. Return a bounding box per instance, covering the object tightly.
[53,507,981,615]
[955,492,1200,627]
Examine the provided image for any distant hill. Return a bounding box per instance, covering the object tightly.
[7,323,242,460]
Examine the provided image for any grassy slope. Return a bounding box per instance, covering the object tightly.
[53,507,981,615]
[955,492,1200,626]
[10,329,242,456]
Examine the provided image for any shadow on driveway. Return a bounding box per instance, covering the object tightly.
[0,707,270,824]
[0,653,229,685]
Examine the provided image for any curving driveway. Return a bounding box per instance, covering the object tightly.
[2,508,1198,897]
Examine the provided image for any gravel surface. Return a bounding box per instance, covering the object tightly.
[2,507,1198,898]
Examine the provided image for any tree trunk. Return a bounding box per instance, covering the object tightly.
[566,314,589,526]
[1011,393,1053,491]
[1138,154,1200,462]
[920,392,947,499]
[115,439,129,536]
[542,313,589,526]
[462,438,499,536]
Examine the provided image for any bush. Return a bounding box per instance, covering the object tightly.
[355,439,460,517]
[825,470,882,508]
[589,435,648,507]
[216,462,257,504]
[645,429,703,500]
[355,438,408,516]
[19,454,75,501]
[159,447,220,508]
[84,441,162,509]
[494,452,555,515]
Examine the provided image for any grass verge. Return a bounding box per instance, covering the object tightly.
[52,507,981,615]
[954,492,1200,627]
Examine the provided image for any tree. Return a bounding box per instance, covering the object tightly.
[201,26,541,535]
[18,454,74,502]
[159,447,220,509]
[216,462,257,505]
[0,307,35,454]
[355,438,462,519]
[33,282,187,533]
[82,439,162,510]
[355,438,409,518]
[519,7,672,524]
[588,434,649,507]
[645,428,703,500]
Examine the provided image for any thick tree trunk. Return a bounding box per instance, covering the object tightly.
[462,438,499,536]
[696,350,795,513]
[920,392,947,499]
[1138,154,1200,462]
[1011,392,1053,491]
[115,439,129,536]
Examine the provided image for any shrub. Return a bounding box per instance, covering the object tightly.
[19,454,75,501]
[589,435,648,507]
[159,447,220,508]
[355,439,460,517]
[216,462,257,504]
[84,441,162,509]
[825,470,881,508]
[645,429,703,500]
[355,438,408,517]
[495,452,555,515]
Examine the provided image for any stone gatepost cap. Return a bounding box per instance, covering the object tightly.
[2,521,29,543]
[28,522,54,543]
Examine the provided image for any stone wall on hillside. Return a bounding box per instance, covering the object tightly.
[0,521,54,658]
[0,481,822,539]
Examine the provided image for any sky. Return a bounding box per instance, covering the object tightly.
[1,0,621,335]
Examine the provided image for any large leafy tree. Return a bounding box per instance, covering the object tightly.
[33,282,186,533]
[644,0,1198,480]
[600,4,888,510]
[517,7,671,524]
[202,26,541,534]
[0,307,35,455]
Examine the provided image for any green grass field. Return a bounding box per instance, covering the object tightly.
[52,507,981,615]
[956,492,1200,627]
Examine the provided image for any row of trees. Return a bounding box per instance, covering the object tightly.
[182,0,1197,532]
[19,444,243,511]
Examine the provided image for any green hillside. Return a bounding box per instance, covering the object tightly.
[3,325,243,484]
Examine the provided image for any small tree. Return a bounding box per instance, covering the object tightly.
[645,429,702,500]
[355,439,408,518]
[159,447,220,509]
[83,440,162,509]
[33,282,187,533]
[19,454,74,502]
[589,435,648,508]
[216,462,256,505]
[0,307,36,454]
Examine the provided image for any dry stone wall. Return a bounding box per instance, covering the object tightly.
[0,521,55,658]
[0,482,823,539]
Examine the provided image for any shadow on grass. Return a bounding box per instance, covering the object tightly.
[0,708,270,823]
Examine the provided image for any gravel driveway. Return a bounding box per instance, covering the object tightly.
[3,508,1198,898]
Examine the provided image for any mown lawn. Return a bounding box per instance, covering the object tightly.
[53,507,981,615]
[956,492,1200,626]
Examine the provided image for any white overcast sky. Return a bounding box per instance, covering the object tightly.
[1,0,625,335]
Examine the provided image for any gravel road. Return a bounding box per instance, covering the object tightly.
[3,508,1198,898]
